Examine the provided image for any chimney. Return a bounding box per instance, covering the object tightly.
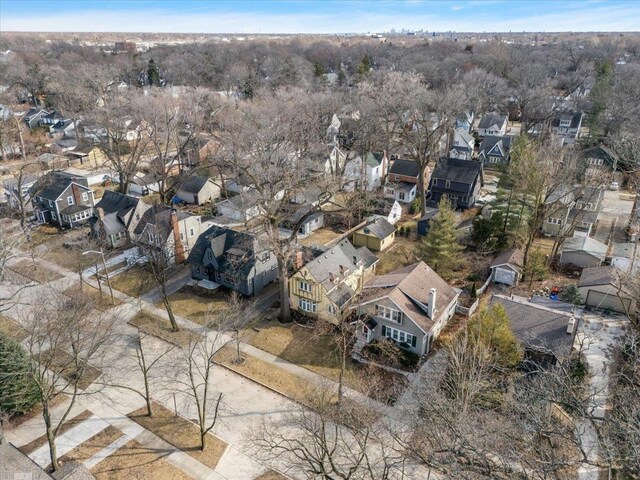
[171,210,186,264]
[567,316,576,335]
[428,288,437,319]
[294,251,304,270]
[96,207,105,221]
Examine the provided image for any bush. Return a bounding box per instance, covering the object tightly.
[0,333,40,416]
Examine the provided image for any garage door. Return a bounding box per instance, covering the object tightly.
[586,290,631,314]
[494,268,516,286]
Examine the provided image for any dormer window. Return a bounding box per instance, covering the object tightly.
[376,304,402,324]
[67,196,74,206]
[299,280,312,292]
[82,192,88,202]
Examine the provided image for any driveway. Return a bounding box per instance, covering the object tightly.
[593,190,634,245]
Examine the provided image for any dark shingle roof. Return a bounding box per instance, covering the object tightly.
[431,158,482,186]
[60,204,92,215]
[479,135,512,157]
[578,265,620,288]
[389,159,420,178]
[134,205,191,239]
[95,190,139,216]
[478,113,508,130]
[491,248,524,272]
[30,171,90,201]
[177,175,210,194]
[489,295,577,360]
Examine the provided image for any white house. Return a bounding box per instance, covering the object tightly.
[343,152,388,191]
[216,190,262,222]
[477,113,508,137]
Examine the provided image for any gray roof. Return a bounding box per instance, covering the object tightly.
[491,248,524,272]
[177,175,211,194]
[359,217,395,239]
[303,239,377,294]
[489,295,577,360]
[134,204,191,239]
[551,110,583,129]
[94,191,141,235]
[0,443,51,479]
[578,265,621,288]
[389,159,420,178]
[478,113,508,130]
[364,152,385,167]
[217,190,261,211]
[60,204,92,215]
[431,157,483,185]
[479,135,512,157]
[30,171,91,201]
[560,235,607,260]
[612,243,635,259]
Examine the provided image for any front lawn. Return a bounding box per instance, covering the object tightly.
[64,284,123,310]
[157,285,230,326]
[129,311,202,347]
[109,265,155,297]
[128,402,228,469]
[9,259,64,283]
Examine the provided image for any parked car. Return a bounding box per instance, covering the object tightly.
[610,181,619,190]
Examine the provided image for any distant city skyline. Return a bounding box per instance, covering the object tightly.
[1,0,639,34]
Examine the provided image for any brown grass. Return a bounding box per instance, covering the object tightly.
[254,470,290,480]
[298,227,341,247]
[0,314,27,341]
[109,265,155,297]
[141,193,162,205]
[214,344,319,402]
[43,245,94,272]
[64,284,123,310]
[9,259,64,283]
[90,439,192,480]
[19,409,94,455]
[42,349,103,390]
[21,226,60,249]
[59,426,124,465]
[157,285,229,326]
[9,394,66,428]
[129,311,202,347]
[128,402,227,469]
[375,236,416,275]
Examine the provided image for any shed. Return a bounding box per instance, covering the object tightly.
[559,235,607,268]
[352,217,396,252]
[417,207,439,236]
[490,248,524,286]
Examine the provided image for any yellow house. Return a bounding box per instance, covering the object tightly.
[289,240,378,324]
[352,217,396,252]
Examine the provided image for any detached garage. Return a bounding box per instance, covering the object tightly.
[578,266,636,315]
[490,248,524,286]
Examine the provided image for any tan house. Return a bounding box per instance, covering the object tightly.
[352,217,396,252]
[289,240,378,324]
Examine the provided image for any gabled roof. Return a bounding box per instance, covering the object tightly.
[560,235,607,260]
[94,191,141,235]
[389,159,420,178]
[30,171,91,201]
[363,261,459,333]
[216,189,261,212]
[478,113,508,130]
[578,265,623,289]
[491,248,524,273]
[489,295,577,360]
[431,157,483,186]
[581,144,619,165]
[364,152,385,167]
[551,110,583,129]
[479,135,512,157]
[177,175,211,194]
[359,217,395,239]
[454,129,475,145]
[134,204,191,239]
[302,239,377,294]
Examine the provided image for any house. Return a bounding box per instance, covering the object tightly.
[542,185,604,237]
[551,110,584,145]
[489,295,578,367]
[490,248,524,286]
[289,239,378,323]
[580,145,619,180]
[478,135,512,168]
[128,173,161,196]
[23,108,49,128]
[49,138,78,155]
[3,174,38,213]
[578,265,636,315]
[355,261,460,356]
[216,190,262,223]
[281,204,324,236]
[559,235,608,268]
[449,129,475,160]
[91,191,149,248]
[384,158,424,204]
[455,111,475,133]
[427,157,484,209]
[30,171,95,228]
[352,217,396,252]
[188,225,278,296]
[174,176,221,205]
[343,152,388,191]
[417,207,438,236]
[476,113,508,137]
[133,205,203,263]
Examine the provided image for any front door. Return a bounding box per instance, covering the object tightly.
[362,325,373,342]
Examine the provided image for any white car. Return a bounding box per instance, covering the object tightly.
[609,181,620,191]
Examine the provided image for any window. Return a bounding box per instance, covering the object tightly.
[48,200,54,207]
[445,180,451,188]
[299,280,312,292]
[375,304,402,323]
[398,192,406,201]
[328,305,336,315]
[180,233,184,240]
[432,178,437,186]
[298,298,317,313]
[547,218,563,225]
[51,212,57,220]
[82,192,88,202]
[189,228,195,237]
[381,325,417,348]
[67,196,74,206]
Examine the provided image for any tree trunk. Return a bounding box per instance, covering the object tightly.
[144,375,153,416]
[43,402,59,471]
[200,429,207,451]
[163,296,179,332]
[278,255,291,322]
[418,165,427,215]
[119,170,127,194]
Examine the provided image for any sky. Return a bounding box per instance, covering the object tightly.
[1,0,639,34]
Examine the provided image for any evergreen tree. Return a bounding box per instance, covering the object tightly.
[357,55,373,77]
[471,211,505,251]
[416,197,464,279]
[337,68,346,86]
[147,59,160,86]
[561,284,583,305]
[471,304,522,369]
[313,62,326,77]
[0,333,40,416]
[524,249,548,287]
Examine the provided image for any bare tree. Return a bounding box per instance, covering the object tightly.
[19,293,115,471]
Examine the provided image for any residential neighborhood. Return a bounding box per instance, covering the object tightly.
[0,7,639,480]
